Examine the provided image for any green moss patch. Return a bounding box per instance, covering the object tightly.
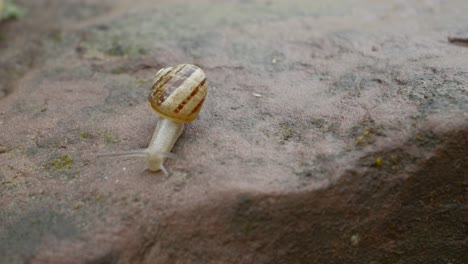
[281,126,292,141]
[101,131,119,144]
[80,131,89,139]
[46,154,74,170]
[0,146,14,154]
[1,1,26,21]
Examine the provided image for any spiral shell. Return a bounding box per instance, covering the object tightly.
[148,64,207,123]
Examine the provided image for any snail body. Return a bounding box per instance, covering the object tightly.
[99,64,208,175]
[145,118,184,172]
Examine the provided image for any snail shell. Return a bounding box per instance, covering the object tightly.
[148,64,207,123]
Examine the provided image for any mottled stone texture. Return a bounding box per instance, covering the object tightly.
[0,0,467,263]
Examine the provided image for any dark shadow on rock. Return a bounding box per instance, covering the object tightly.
[136,127,466,264]
[0,209,79,263]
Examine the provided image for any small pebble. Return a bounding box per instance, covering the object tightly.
[230,105,242,110]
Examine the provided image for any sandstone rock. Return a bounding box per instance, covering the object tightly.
[0,0,466,263]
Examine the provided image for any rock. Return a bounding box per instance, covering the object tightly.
[0,0,466,263]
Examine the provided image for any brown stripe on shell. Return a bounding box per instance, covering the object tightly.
[190,98,205,115]
[166,65,198,102]
[151,65,187,104]
[179,64,198,78]
[173,77,206,113]
[154,66,177,89]
[193,78,206,95]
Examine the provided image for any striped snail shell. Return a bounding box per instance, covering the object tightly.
[149,64,207,123]
[98,64,208,175]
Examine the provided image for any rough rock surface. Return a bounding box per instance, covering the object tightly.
[0,0,466,263]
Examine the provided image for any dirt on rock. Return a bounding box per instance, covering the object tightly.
[0,0,467,263]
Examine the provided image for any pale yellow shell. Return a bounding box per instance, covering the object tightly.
[148,64,207,123]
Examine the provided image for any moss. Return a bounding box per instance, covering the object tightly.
[72,204,82,210]
[355,128,375,145]
[281,126,292,141]
[374,157,383,167]
[351,116,385,147]
[47,30,64,43]
[80,131,89,139]
[103,132,118,144]
[106,42,127,56]
[413,131,440,148]
[47,155,74,170]
[110,66,127,74]
[359,148,417,174]
[76,42,105,60]
[0,147,14,154]
[310,118,326,128]
[105,40,147,57]
[1,1,26,21]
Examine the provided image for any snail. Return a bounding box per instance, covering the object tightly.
[98,64,208,175]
